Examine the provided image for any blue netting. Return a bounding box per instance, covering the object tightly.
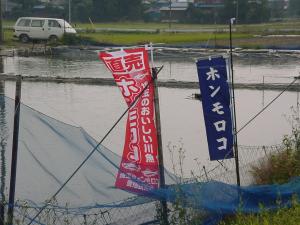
[0,94,300,225]
[150,178,300,224]
[0,95,177,206]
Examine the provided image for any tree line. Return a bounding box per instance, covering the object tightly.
[8,0,143,22]
[8,0,300,24]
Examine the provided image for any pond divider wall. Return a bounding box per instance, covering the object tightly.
[0,74,300,91]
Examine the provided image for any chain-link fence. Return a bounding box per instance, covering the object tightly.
[3,144,285,225]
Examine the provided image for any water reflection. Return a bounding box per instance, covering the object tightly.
[2,81,299,174]
[1,52,300,174]
[2,52,300,84]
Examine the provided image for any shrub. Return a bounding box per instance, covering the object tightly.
[251,108,300,185]
[220,196,300,225]
[251,148,300,185]
[61,34,82,45]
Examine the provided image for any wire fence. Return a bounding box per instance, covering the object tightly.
[194,144,284,185]
[2,143,285,225]
[9,200,158,225]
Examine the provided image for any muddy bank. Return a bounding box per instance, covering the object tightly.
[1,74,299,92]
[46,45,300,62]
[0,45,52,57]
[1,34,300,58]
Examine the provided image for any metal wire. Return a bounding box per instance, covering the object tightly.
[27,66,164,225]
[237,77,299,134]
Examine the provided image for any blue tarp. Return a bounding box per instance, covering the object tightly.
[0,95,299,224]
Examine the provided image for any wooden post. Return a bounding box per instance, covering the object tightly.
[0,0,3,44]
[68,0,72,23]
[0,57,5,225]
[229,18,240,186]
[168,0,171,30]
[7,75,22,225]
[203,166,209,182]
[262,76,265,107]
[152,68,168,225]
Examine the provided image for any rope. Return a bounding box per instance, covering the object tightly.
[237,77,299,134]
[27,66,163,225]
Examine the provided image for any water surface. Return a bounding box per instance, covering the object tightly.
[2,81,298,174]
[1,52,300,173]
[2,51,300,84]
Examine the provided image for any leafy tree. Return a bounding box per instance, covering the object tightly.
[186,3,224,24]
[10,0,39,17]
[92,0,143,22]
[246,0,270,23]
[289,0,300,18]
[69,0,93,22]
[92,0,119,21]
[186,4,204,23]
[236,0,248,23]
[219,0,236,23]
[42,4,65,18]
[119,0,143,21]
[269,0,285,19]
[219,0,270,24]
[11,0,38,11]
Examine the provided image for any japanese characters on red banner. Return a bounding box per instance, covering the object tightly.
[99,48,159,193]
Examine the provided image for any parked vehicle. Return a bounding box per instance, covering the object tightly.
[13,17,77,43]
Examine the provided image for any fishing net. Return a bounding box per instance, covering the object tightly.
[0,95,177,224]
[0,94,299,225]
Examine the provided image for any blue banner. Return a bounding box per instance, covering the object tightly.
[196,56,234,161]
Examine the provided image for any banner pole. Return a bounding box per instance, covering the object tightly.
[152,67,168,224]
[0,57,5,225]
[7,75,22,225]
[229,18,240,186]
[150,44,168,224]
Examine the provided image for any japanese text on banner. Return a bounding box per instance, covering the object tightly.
[99,48,159,193]
[196,56,234,161]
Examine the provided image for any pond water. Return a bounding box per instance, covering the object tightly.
[1,51,300,174]
[2,50,300,83]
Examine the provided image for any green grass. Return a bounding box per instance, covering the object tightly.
[3,30,17,46]
[52,19,300,47]
[3,28,251,46]
[3,20,15,27]
[221,208,300,225]
[236,20,300,33]
[79,32,251,45]
[74,21,227,30]
[5,19,300,31]
[74,20,300,32]
[2,19,300,47]
[2,20,251,46]
[221,200,300,225]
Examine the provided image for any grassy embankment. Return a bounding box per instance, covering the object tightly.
[3,20,300,48]
[220,204,300,225]
[69,20,300,48]
[221,130,300,225]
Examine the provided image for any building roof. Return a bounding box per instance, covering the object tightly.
[194,3,224,8]
[49,0,65,6]
[160,7,188,11]
[160,2,189,11]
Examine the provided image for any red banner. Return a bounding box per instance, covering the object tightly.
[99,48,159,193]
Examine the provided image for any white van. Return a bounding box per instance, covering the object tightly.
[14,17,77,43]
